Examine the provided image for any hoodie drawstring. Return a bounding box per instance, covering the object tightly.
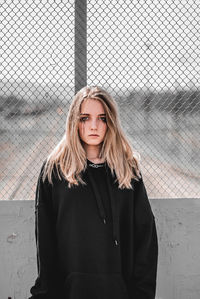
[87,163,119,247]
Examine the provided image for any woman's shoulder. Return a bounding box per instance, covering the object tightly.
[39,159,63,186]
[129,169,143,190]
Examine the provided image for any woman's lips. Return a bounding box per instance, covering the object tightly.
[89,134,99,137]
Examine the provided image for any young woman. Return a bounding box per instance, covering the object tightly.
[29,86,158,299]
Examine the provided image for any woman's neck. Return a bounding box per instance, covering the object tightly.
[87,157,105,164]
[84,144,104,164]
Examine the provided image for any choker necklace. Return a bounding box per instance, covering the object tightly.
[89,163,104,168]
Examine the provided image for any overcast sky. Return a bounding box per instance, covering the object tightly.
[2,0,199,91]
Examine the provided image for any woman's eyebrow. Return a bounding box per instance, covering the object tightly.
[80,113,106,116]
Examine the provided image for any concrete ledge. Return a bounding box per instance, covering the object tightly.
[0,199,199,299]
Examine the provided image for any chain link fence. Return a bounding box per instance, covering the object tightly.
[1,1,199,200]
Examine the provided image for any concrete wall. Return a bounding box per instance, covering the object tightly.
[0,199,199,299]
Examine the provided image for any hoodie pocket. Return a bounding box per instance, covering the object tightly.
[64,272,129,299]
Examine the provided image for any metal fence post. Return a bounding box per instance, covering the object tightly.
[75,0,87,94]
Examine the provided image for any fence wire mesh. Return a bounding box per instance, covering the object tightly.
[1,1,200,200]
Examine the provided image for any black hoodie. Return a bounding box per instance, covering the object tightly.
[29,159,158,299]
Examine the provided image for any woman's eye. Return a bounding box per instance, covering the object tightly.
[79,116,107,122]
[80,117,88,122]
[100,117,107,122]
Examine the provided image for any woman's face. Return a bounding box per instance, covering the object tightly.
[78,98,107,147]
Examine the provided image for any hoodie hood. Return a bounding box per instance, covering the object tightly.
[86,159,119,247]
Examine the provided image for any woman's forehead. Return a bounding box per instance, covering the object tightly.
[80,98,105,112]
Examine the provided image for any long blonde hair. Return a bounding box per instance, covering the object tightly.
[42,86,141,189]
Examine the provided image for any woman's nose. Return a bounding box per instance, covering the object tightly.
[91,119,97,129]
[91,119,98,129]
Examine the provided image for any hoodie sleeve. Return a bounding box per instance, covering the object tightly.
[29,162,59,299]
[129,174,158,299]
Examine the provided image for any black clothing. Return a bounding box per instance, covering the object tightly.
[29,159,158,299]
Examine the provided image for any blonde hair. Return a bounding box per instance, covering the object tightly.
[42,86,141,189]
